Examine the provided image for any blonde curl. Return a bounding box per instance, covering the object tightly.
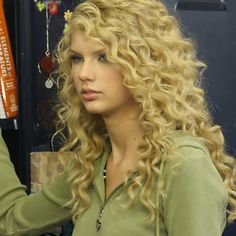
[53,0,236,224]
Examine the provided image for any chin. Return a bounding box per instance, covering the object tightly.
[84,105,106,115]
[83,103,116,117]
[85,107,112,117]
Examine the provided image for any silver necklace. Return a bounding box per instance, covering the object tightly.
[95,166,107,231]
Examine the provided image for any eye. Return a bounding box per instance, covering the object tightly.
[69,54,83,64]
[98,53,109,63]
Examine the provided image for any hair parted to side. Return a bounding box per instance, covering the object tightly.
[54,0,236,223]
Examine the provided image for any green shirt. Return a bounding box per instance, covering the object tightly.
[0,131,228,236]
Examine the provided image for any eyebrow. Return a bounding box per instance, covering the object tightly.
[69,48,106,55]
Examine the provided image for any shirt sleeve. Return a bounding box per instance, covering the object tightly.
[0,132,72,236]
[162,141,228,236]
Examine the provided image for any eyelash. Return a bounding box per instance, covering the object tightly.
[69,53,109,64]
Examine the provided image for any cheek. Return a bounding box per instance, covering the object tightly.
[103,63,123,79]
[71,79,81,99]
[71,69,81,90]
[104,70,131,95]
[109,77,132,99]
[104,67,123,84]
[71,66,78,82]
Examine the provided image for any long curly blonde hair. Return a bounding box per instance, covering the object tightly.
[54,0,236,224]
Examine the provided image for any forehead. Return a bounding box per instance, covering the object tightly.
[70,31,106,52]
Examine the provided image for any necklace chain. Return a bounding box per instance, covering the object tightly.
[103,168,107,179]
[96,165,107,231]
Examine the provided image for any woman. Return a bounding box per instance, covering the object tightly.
[0,0,236,235]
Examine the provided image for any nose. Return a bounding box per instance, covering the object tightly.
[78,60,95,82]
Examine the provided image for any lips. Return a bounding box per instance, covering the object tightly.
[81,88,98,93]
[81,88,101,101]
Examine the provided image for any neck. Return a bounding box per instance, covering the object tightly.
[103,112,144,164]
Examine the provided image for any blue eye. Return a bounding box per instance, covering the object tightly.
[98,53,108,62]
[69,54,83,63]
[69,53,109,64]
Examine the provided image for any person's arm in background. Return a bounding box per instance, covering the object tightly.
[0,130,72,236]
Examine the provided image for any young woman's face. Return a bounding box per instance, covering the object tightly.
[70,31,138,118]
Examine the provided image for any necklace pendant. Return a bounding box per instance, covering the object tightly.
[96,206,104,231]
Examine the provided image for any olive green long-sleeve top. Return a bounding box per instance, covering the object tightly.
[0,131,228,236]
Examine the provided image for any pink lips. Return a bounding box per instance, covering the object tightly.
[81,88,101,101]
